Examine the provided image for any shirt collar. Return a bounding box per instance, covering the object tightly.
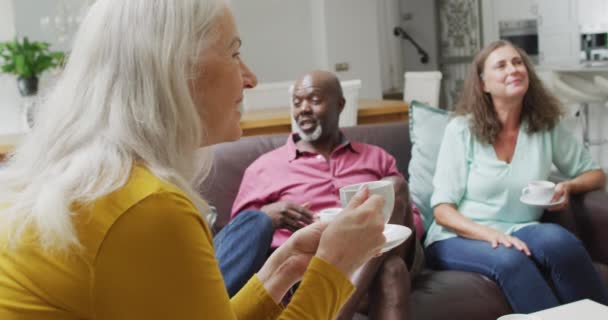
[286,131,359,161]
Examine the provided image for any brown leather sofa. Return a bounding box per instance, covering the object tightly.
[199,122,608,320]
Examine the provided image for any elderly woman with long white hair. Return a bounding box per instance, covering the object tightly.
[0,1,387,319]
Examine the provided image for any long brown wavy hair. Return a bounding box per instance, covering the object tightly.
[454,40,563,144]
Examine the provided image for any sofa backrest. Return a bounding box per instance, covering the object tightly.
[198,122,412,231]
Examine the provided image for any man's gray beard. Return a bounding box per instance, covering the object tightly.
[296,120,323,142]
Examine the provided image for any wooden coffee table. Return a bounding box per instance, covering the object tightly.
[531,299,608,319]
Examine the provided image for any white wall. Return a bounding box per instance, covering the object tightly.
[310,0,330,70]
[1,0,402,130]
[232,0,383,99]
[231,0,317,83]
[0,0,21,134]
[322,0,382,99]
[398,0,439,71]
[0,0,15,40]
[13,0,56,44]
[13,0,88,52]
[377,0,404,93]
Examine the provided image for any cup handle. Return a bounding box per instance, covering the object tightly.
[522,187,530,196]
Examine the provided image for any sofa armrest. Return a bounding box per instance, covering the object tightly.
[541,189,608,265]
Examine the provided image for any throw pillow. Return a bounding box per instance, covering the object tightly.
[407,100,451,235]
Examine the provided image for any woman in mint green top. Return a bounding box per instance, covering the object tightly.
[425,117,599,247]
[425,40,607,314]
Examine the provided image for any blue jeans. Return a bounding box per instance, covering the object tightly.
[213,210,274,297]
[425,223,608,313]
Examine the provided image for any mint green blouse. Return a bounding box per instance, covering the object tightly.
[425,116,599,247]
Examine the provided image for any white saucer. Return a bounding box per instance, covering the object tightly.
[380,224,412,253]
[520,194,565,208]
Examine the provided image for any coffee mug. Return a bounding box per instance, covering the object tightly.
[317,208,342,222]
[522,180,555,204]
[339,180,394,223]
[496,314,541,320]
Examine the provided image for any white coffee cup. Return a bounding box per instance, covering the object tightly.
[496,314,541,320]
[339,180,394,224]
[522,180,555,203]
[318,208,342,222]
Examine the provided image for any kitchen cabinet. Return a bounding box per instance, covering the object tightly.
[537,0,580,65]
[494,0,537,22]
[578,0,608,33]
[482,0,537,45]
[484,0,591,66]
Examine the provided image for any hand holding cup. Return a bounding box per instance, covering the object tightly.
[315,186,386,278]
[547,181,570,211]
[339,180,394,223]
[521,180,569,210]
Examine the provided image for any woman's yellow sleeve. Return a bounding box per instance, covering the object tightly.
[93,191,353,320]
[231,257,355,320]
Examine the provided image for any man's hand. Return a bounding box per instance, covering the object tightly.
[261,201,314,232]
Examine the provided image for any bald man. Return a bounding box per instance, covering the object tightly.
[214,71,413,319]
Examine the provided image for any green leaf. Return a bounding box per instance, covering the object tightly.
[50,51,64,60]
[33,56,53,74]
[6,41,17,51]
[15,55,26,75]
[0,37,65,77]
[1,64,15,73]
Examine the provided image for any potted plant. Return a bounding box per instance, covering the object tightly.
[0,37,65,96]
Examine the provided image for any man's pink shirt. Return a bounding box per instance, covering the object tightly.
[231,133,402,248]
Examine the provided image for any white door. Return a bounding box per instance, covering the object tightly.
[537,0,580,66]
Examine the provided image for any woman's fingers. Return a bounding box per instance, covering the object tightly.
[314,189,385,277]
[498,236,512,248]
[547,197,569,211]
[489,232,531,256]
[356,194,385,217]
[548,183,570,212]
[551,188,565,203]
[344,185,370,211]
[509,237,531,256]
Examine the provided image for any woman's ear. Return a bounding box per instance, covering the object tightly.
[479,74,489,93]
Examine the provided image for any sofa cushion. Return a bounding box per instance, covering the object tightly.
[407,100,451,233]
[410,270,511,320]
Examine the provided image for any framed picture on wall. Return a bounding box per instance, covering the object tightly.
[437,0,482,60]
[436,0,482,110]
